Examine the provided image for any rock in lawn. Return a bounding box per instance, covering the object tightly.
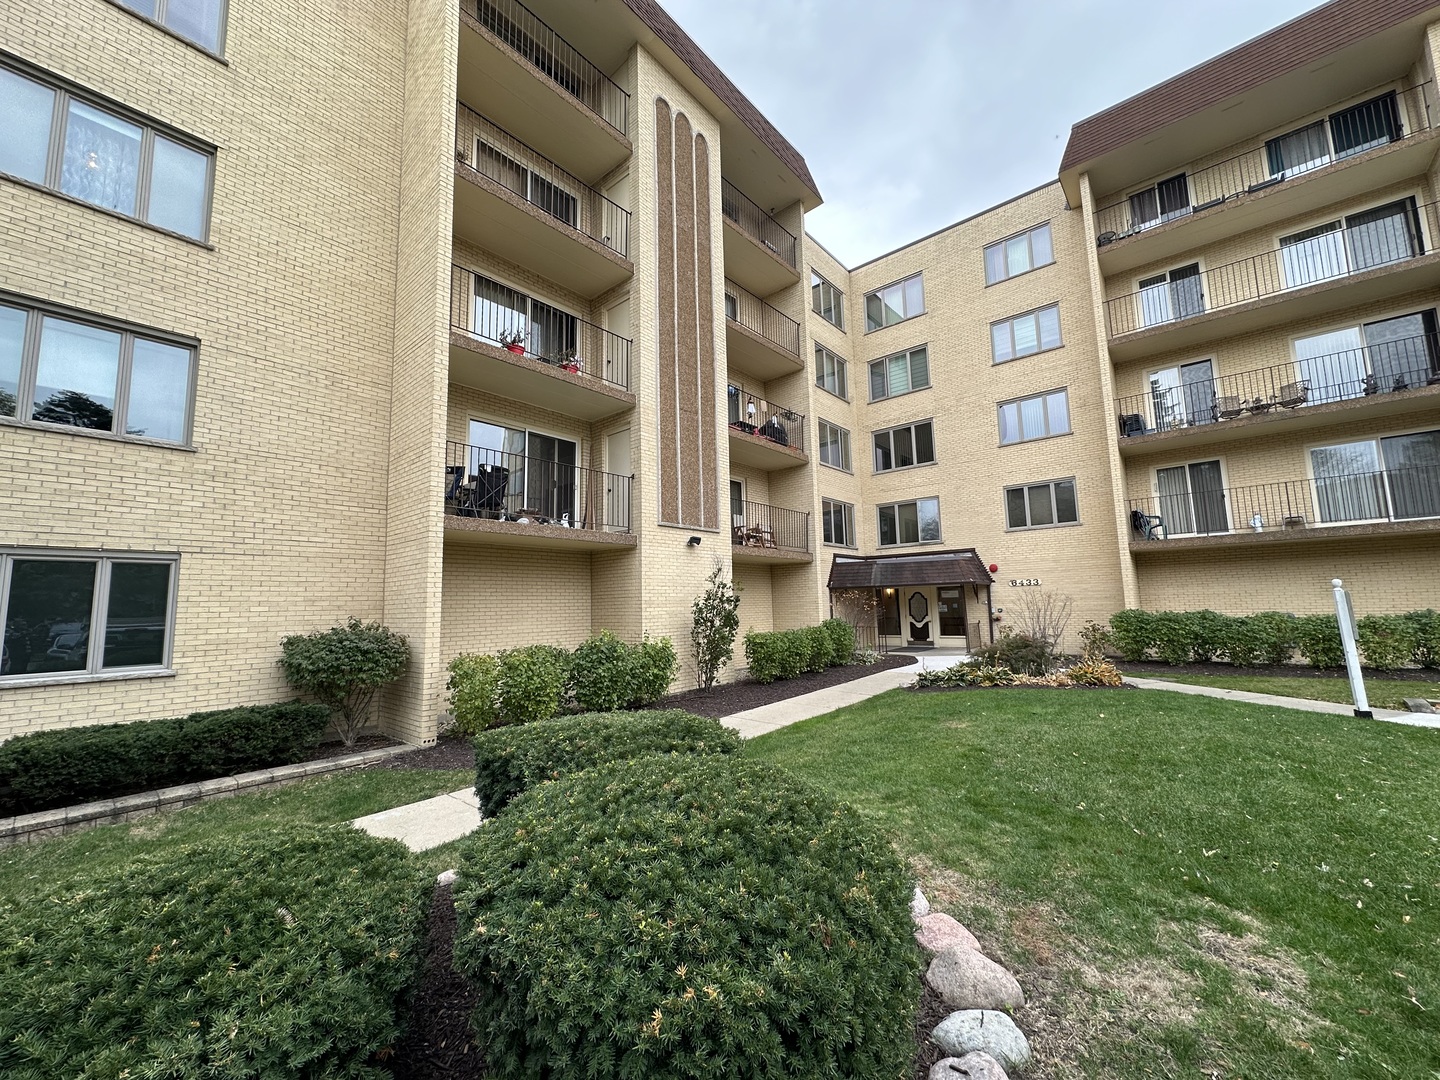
[912,886,931,919]
[932,1010,1031,1073]
[926,945,1025,1010]
[436,868,457,886]
[929,1052,1010,1079]
[915,911,982,954]
[1402,698,1437,714]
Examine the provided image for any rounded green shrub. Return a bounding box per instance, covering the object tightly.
[279,618,409,746]
[743,628,805,683]
[821,618,857,666]
[0,826,430,1079]
[453,755,918,1079]
[1108,609,1155,662]
[569,630,636,712]
[1401,609,1440,668]
[1218,614,1265,667]
[494,645,571,725]
[1356,614,1419,671]
[1249,611,1298,666]
[1188,610,1229,663]
[1295,614,1344,668]
[471,708,740,812]
[1150,611,1196,666]
[633,635,679,705]
[975,631,1052,675]
[800,625,832,672]
[448,653,501,734]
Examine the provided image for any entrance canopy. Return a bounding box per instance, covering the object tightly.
[826,549,994,589]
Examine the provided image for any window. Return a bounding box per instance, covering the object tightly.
[0,63,213,240]
[998,389,1070,445]
[991,304,1062,363]
[1137,263,1203,327]
[1156,460,1228,535]
[865,273,925,331]
[821,499,856,547]
[1005,478,1078,529]
[818,419,851,471]
[868,346,930,401]
[873,420,935,472]
[474,138,578,227]
[1,552,177,681]
[814,344,848,400]
[811,271,844,330]
[465,419,579,522]
[470,272,578,361]
[1146,358,1216,431]
[1279,198,1421,288]
[114,0,226,52]
[1267,91,1401,179]
[1293,309,1439,405]
[984,223,1054,284]
[1128,173,1190,230]
[0,298,195,443]
[1310,429,1440,523]
[877,498,941,547]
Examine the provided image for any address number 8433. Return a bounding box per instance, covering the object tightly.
[1008,578,1041,587]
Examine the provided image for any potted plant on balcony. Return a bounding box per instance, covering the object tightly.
[558,347,583,374]
[498,329,527,355]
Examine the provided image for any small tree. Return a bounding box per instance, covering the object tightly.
[691,566,741,689]
[1011,589,1074,655]
[279,618,410,746]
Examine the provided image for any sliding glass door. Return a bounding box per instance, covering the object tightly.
[1310,430,1440,523]
[1156,460,1228,535]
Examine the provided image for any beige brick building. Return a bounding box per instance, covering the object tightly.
[3,0,1438,743]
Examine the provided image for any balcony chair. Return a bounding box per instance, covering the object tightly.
[1130,508,1165,541]
[1117,413,1147,438]
[471,465,510,516]
[1278,381,1309,409]
[443,465,465,508]
[758,417,789,447]
[1216,396,1245,419]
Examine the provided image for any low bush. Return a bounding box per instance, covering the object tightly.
[1294,614,1344,669]
[821,617,857,666]
[1356,614,1419,671]
[0,702,330,814]
[448,653,501,735]
[1402,609,1440,668]
[1250,611,1299,666]
[278,618,409,746]
[633,635,680,705]
[1218,614,1267,667]
[453,755,917,1079]
[1064,657,1125,687]
[1078,619,1113,661]
[495,644,570,725]
[471,709,740,813]
[743,628,806,683]
[1149,611,1196,666]
[800,625,832,672]
[975,631,1053,675]
[914,662,1017,688]
[1188,610,1230,663]
[0,826,430,1079]
[1108,609,1155,662]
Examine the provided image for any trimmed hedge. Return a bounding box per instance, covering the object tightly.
[1355,615,1418,671]
[0,826,430,1079]
[0,702,330,815]
[821,618,857,666]
[1293,614,1344,669]
[1108,609,1302,667]
[453,755,917,1079]
[743,622,854,684]
[1109,609,1154,663]
[471,708,740,813]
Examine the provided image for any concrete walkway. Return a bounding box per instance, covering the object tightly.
[353,787,481,852]
[1125,675,1439,728]
[720,662,923,739]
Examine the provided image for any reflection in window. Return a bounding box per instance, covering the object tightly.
[2,559,98,677]
[115,0,226,52]
[0,304,23,418]
[61,100,142,216]
[865,273,925,331]
[33,317,122,431]
[103,562,172,669]
[0,67,54,183]
[998,390,1070,445]
[877,498,941,547]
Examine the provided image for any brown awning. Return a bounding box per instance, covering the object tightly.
[827,550,993,590]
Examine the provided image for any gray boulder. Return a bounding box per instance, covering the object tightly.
[929,1052,1010,1079]
[912,886,932,919]
[926,945,1025,1010]
[915,911,981,954]
[932,1010,1031,1073]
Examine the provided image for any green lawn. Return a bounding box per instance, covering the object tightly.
[747,689,1440,1080]
[1122,670,1440,711]
[0,767,473,896]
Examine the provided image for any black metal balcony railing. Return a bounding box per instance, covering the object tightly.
[1115,333,1440,435]
[720,178,798,270]
[1128,465,1440,540]
[726,382,806,453]
[1104,199,1439,338]
[445,440,632,532]
[730,499,811,553]
[451,265,632,392]
[464,0,628,136]
[1094,83,1433,244]
[456,104,630,258]
[724,279,801,358]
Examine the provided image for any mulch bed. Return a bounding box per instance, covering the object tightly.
[1120,660,1440,681]
[660,653,915,718]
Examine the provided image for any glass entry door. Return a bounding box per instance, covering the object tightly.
[937,587,969,645]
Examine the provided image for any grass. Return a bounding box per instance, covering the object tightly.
[0,767,473,897]
[1123,670,1440,711]
[747,688,1440,1080]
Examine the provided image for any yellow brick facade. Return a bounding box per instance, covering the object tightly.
[5,0,1440,741]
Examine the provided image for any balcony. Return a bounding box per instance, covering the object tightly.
[1127,464,1440,552]
[449,264,635,421]
[443,440,636,552]
[724,279,802,381]
[453,105,632,298]
[731,499,812,563]
[458,0,631,178]
[1094,84,1438,274]
[720,178,799,295]
[1104,198,1440,360]
[726,382,807,470]
[1115,334,1440,454]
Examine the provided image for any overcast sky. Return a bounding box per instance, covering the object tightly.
[664,0,1323,267]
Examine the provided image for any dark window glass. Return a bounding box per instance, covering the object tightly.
[0,304,24,419]
[4,560,97,676]
[1005,487,1027,529]
[1027,484,1055,526]
[102,563,171,668]
[1055,480,1078,522]
[1330,91,1400,158]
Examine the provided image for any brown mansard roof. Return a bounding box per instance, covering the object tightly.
[621,0,820,200]
[827,550,994,590]
[1060,0,1440,174]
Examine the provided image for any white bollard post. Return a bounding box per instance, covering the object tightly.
[1331,578,1372,719]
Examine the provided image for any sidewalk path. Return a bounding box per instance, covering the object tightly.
[353,787,480,852]
[721,661,924,738]
[1124,675,1438,729]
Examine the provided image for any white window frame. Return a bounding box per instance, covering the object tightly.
[811,271,844,330]
[814,343,848,400]
[0,58,215,242]
[1004,477,1079,531]
[864,272,926,332]
[997,389,1071,445]
[984,223,1054,285]
[817,418,852,472]
[872,419,936,474]
[0,292,198,446]
[876,497,942,548]
[0,549,179,686]
[821,498,856,548]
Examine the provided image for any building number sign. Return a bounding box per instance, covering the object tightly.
[1008,578,1041,587]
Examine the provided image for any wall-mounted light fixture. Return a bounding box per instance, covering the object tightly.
[686,535,702,547]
